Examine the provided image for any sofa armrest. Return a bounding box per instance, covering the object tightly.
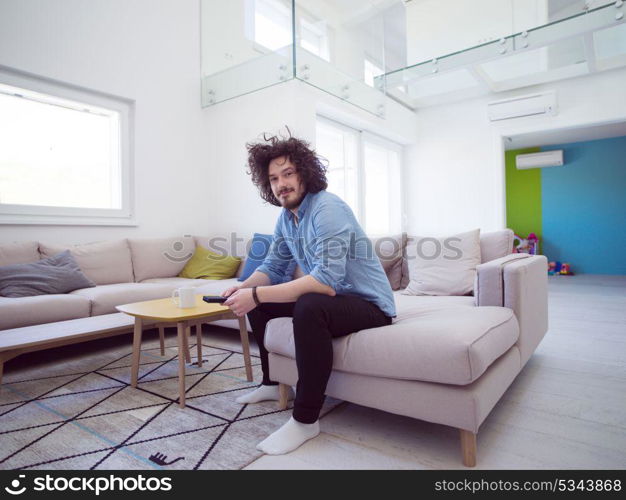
[475,254,548,366]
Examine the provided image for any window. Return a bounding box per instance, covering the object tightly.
[251,0,292,51]
[316,116,403,236]
[250,0,331,61]
[316,118,359,215]
[300,17,330,61]
[0,69,132,225]
[364,58,384,88]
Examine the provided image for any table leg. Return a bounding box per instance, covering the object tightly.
[183,325,191,364]
[238,316,253,382]
[158,325,165,356]
[196,322,203,368]
[177,321,187,408]
[131,317,143,388]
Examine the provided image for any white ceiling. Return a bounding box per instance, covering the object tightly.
[505,120,626,150]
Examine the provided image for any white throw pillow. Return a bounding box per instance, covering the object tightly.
[403,229,481,296]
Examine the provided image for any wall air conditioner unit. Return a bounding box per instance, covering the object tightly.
[516,150,564,170]
[488,91,557,121]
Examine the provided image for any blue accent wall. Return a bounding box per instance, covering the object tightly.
[541,136,626,275]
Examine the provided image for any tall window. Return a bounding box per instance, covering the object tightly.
[364,58,384,88]
[300,17,330,61]
[0,70,132,225]
[316,117,403,236]
[250,0,331,61]
[252,0,292,51]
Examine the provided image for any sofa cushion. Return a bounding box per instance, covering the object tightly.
[128,236,196,282]
[371,234,405,291]
[0,241,40,266]
[237,233,297,283]
[40,240,134,285]
[400,229,515,289]
[179,245,241,280]
[404,229,481,296]
[480,229,514,263]
[393,292,475,322]
[0,250,96,297]
[265,305,519,385]
[0,294,91,330]
[141,277,215,287]
[192,278,242,297]
[71,283,176,316]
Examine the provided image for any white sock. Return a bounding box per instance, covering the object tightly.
[256,417,320,455]
[235,384,294,404]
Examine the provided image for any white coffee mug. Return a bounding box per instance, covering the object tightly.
[172,286,195,308]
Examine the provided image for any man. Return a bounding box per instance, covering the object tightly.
[222,133,395,455]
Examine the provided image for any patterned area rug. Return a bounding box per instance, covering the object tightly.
[0,329,341,470]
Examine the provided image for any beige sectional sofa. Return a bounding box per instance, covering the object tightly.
[0,230,548,467]
[264,229,548,467]
[0,236,248,385]
[0,236,246,331]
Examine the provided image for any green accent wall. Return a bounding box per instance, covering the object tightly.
[505,147,542,239]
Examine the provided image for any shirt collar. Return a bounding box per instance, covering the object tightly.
[285,191,314,223]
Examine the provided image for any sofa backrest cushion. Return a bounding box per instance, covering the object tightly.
[0,241,40,266]
[400,228,515,289]
[370,234,405,291]
[40,239,134,285]
[403,229,481,296]
[195,235,247,278]
[129,236,195,282]
[178,245,242,280]
[480,229,515,264]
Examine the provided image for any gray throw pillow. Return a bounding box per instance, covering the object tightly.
[0,250,96,298]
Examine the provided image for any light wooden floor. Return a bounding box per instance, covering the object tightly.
[243,274,626,469]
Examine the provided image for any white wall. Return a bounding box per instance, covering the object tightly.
[406,0,548,65]
[0,0,211,244]
[405,67,626,236]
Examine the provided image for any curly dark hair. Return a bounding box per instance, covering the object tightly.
[246,131,328,207]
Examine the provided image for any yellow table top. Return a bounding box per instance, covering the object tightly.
[116,294,232,321]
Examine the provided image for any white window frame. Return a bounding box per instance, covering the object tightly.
[0,66,134,226]
[316,115,405,236]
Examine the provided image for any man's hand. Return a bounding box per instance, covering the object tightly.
[221,285,242,298]
[224,288,257,317]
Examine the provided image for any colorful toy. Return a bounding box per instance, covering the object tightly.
[527,233,539,255]
[548,261,558,275]
[548,261,574,276]
[514,233,539,255]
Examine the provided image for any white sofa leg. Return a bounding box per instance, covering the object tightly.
[278,383,290,410]
[460,429,477,467]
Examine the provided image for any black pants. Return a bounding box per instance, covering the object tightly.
[246,293,392,424]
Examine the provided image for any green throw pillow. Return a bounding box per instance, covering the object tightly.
[178,246,241,280]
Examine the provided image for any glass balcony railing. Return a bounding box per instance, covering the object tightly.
[201,0,626,113]
[384,1,626,109]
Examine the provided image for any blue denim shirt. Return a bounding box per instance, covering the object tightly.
[256,190,396,318]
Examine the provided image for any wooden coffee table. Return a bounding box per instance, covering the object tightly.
[117,295,252,408]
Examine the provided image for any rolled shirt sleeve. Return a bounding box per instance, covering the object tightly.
[308,200,353,293]
[255,221,294,285]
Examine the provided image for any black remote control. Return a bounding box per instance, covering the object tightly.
[203,295,228,304]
